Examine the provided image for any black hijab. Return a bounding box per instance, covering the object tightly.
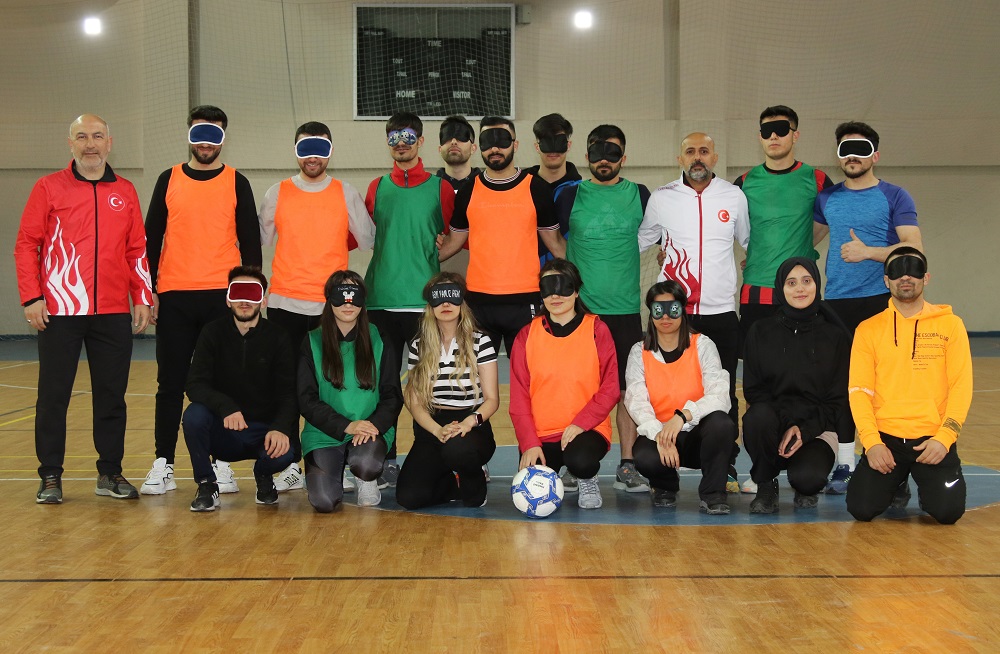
[774,257,822,321]
[773,256,851,339]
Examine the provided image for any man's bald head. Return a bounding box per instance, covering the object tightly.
[679,132,715,155]
[677,132,719,183]
[69,114,109,138]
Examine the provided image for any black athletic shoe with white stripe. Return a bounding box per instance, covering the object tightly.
[191,481,220,512]
[255,474,278,505]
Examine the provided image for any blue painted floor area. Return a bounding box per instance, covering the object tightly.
[0,336,158,361]
[376,445,1000,525]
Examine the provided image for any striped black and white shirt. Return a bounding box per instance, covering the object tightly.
[407,332,497,408]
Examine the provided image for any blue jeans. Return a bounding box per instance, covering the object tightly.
[182,402,295,483]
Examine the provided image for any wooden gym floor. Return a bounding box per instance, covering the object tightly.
[0,344,998,652]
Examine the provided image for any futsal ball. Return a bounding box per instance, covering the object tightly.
[511,465,564,518]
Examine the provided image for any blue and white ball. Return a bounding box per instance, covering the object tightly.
[511,465,564,518]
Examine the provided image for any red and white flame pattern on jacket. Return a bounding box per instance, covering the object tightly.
[14,162,152,315]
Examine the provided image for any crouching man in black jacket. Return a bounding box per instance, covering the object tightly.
[183,266,297,511]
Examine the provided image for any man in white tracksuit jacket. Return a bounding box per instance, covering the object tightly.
[638,132,750,490]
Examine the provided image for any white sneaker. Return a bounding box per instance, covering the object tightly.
[356,478,381,507]
[213,461,239,493]
[140,457,176,495]
[343,473,356,493]
[741,477,758,494]
[577,475,603,509]
[274,462,303,492]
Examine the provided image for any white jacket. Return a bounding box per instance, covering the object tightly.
[624,337,731,440]
[638,175,750,315]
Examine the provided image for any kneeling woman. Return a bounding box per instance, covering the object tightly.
[742,257,849,513]
[396,273,499,509]
[624,281,736,514]
[509,259,619,510]
[298,271,402,512]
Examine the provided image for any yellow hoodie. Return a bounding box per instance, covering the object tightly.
[849,299,973,451]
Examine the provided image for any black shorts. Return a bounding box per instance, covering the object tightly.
[598,313,642,391]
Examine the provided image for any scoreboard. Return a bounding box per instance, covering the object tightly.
[355,4,514,120]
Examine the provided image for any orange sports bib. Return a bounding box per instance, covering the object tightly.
[271,178,350,302]
[641,333,704,422]
[525,314,612,441]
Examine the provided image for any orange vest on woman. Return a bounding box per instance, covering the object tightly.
[642,334,704,422]
[525,314,613,442]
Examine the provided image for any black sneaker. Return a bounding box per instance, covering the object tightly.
[378,460,400,489]
[95,474,139,499]
[749,478,779,514]
[651,488,677,508]
[700,500,731,515]
[793,491,818,509]
[191,481,220,512]
[255,474,278,505]
[36,475,63,504]
[890,479,912,509]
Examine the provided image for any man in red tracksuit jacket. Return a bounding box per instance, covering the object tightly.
[14,113,152,504]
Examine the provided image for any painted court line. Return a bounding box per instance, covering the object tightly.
[1,573,999,584]
[0,362,37,370]
[0,414,33,428]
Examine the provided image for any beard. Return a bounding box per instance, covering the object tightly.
[590,162,620,182]
[191,145,221,165]
[73,153,106,174]
[841,159,872,179]
[484,150,514,172]
[442,148,471,165]
[891,282,922,302]
[391,146,418,164]
[299,160,328,179]
[232,305,261,323]
[686,161,711,181]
